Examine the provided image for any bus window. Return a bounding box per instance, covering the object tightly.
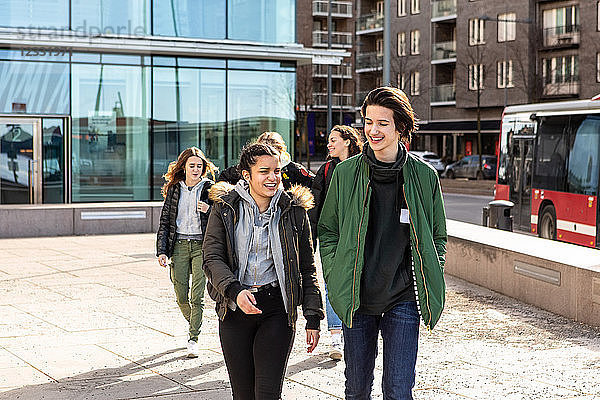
[533,116,569,192]
[567,115,600,196]
[497,119,514,185]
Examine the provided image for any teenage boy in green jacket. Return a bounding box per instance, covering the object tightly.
[318,87,447,400]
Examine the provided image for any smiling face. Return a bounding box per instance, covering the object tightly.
[184,156,204,185]
[243,154,282,204]
[327,130,350,160]
[364,105,400,162]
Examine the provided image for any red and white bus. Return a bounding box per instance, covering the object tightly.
[495,96,600,248]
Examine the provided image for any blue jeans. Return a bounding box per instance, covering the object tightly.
[325,282,342,330]
[342,301,419,400]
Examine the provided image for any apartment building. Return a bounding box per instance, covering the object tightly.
[297,0,356,159]
[354,0,600,161]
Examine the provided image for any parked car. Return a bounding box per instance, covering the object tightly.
[409,151,445,175]
[443,155,497,180]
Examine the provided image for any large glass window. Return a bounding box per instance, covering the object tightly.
[152,65,225,199]
[228,0,295,43]
[227,69,295,164]
[0,61,69,114]
[71,0,150,36]
[71,63,150,202]
[567,115,600,196]
[153,0,225,39]
[0,0,68,29]
[533,116,569,192]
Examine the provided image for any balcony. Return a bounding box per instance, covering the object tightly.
[543,25,580,47]
[431,41,456,62]
[431,0,457,20]
[431,84,456,104]
[312,0,353,18]
[313,64,353,78]
[543,80,579,96]
[356,14,383,35]
[356,52,382,72]
[312,31,353,48]
[312,93,354,109]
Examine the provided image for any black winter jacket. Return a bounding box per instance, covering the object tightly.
[202,181,324,330]
[156,181,214,258]
[217,161,314,189]
[308,158,340,247]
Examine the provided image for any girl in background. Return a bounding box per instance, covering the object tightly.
[156,147,217,358]
[309,125,362,360]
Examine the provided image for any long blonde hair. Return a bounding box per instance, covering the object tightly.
[161,147,218,199]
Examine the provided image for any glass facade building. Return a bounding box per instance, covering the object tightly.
[0,0,326,205]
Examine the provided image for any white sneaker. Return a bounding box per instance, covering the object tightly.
[187,339,199,358]
[328,332,343,361]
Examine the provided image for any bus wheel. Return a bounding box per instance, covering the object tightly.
[476,171,484,180]
[539,205,557,240]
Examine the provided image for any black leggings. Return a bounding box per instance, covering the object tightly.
[219,287,294,400]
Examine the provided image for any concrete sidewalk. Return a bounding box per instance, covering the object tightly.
[0,233,599,399]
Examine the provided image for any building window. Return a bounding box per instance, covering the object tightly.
[398,0,407,16]
[598,2,600,31]
[153,0,225,39]
[468,64,484,90]
[542,5,579,43]
[228,0,296,43]
[73,0,150,36]
[469,18,485,45]
[542,55,578,85]
[377,1,384,17]
[410,71,420,95]
[376,38,384,56]
[597,53,600,82]
[410,30,420,55]
[498,12,516,42]
[398,73,406,90]
[0,0,68,29]
[497,60,513,88]
[411,0,420,14]
[397,32,406,56]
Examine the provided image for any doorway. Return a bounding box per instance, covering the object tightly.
[0,117,66,204]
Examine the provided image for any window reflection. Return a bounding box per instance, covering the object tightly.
[228,70,295,163]
[42,118,64,203]
[152,66,225,199]
[71,64,150,202]
[71,0,150,35]
[153,0,225,39]
[0,0,68,29]
[228,0,295,43]
[0,61,69,114]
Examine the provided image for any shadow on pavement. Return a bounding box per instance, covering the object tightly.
[0,348,230,400]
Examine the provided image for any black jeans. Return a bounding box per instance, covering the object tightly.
[219,286,294,400]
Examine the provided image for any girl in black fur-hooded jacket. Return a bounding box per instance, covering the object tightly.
[202,142,323,400]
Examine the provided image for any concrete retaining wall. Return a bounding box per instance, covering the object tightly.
[0,202,163,238]
[446,220,600,328]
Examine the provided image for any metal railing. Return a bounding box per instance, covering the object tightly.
[312,0,353,18]
[431,41,456,60]
[356,14,384,32]
[312,93,354,108]
[543,79,580,96]
[312,31,353,47]
[313,64,353,78]
[431,84,456,103]
[431,0,457,19]
[356,52,383,70]
[543,25,580,47]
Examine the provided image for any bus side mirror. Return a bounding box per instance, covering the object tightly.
[529,113,538,122]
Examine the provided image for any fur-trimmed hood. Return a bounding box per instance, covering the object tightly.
[209,180,314,210]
